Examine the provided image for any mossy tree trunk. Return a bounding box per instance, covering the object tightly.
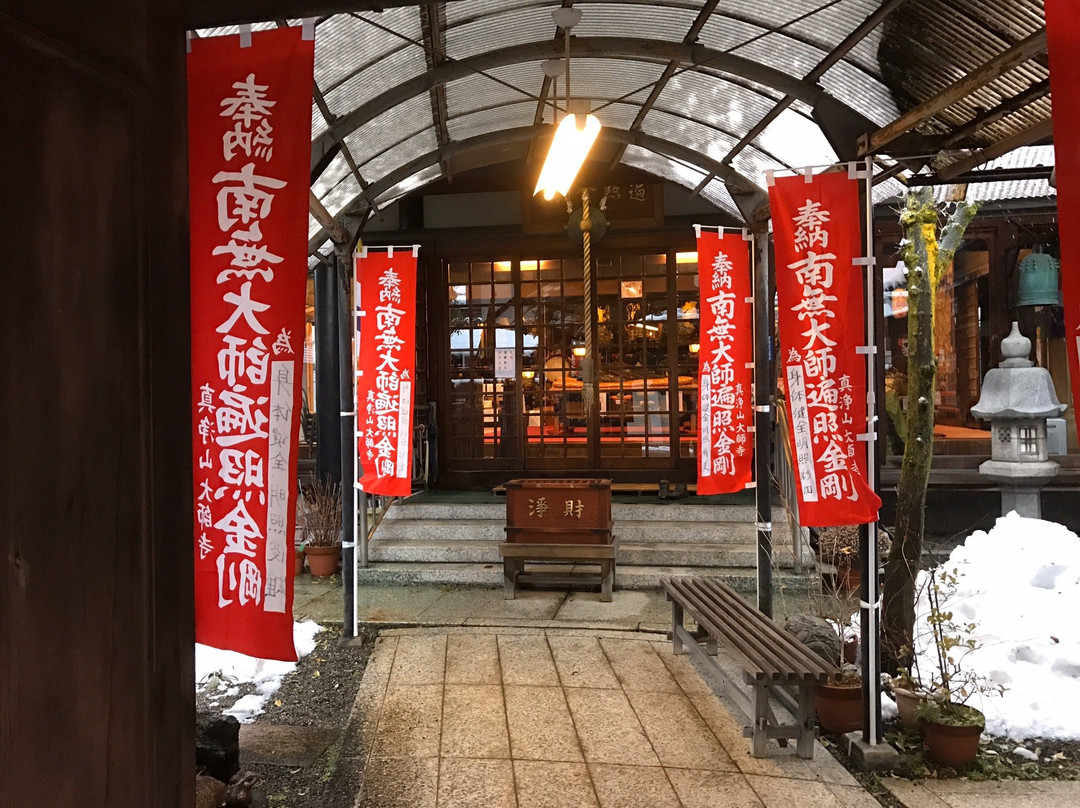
[881,189,979,672]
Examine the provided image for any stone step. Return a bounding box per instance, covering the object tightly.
[367,538,806,569]
[373,518,759,544]
[384,500,790,524]
[352,562,815,596]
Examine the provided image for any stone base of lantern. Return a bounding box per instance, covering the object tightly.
[978,459,1059,519]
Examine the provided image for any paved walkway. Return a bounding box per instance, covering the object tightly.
[284,576,1080,808]
[350,626,879,808]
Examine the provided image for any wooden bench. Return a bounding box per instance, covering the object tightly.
[662,576,837,758]
[500,541,616,602]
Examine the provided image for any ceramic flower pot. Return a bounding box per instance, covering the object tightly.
[891,686,925,728]
[921,716,983,767]
[816,682,863,734]
[304,544,341,577]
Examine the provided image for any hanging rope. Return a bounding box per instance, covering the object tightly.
[581,187,596,413]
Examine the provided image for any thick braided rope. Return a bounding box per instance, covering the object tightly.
[581,187,595,412]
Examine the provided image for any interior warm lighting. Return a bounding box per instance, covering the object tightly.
[521,260,539,272]
[572,345,587,357]
[533,113,602,199]
[676,252,698,264]
[521,370,535,380]
[494,260,512,272]
[689,342,700,354]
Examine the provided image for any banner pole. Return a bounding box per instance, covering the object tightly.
[752,226,774,617]
[337,249,357,638]
[859,158,882,745]
[353,253,369,572]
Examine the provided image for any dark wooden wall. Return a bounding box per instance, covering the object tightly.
[0,2,194,805]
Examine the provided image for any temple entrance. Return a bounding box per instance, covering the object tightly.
[444,250,701,480]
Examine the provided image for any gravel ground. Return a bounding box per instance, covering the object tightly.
[197,625,377,808]
[819,721,1080,808]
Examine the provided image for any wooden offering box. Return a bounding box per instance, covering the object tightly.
[504,478,613,544]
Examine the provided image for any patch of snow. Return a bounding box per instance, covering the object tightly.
[195,620,321,722]
[911,512,1080,740]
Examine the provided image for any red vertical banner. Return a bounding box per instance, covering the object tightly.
[770,170,881,526]
[356,248,418,496]
[1047,0,1080,430]
[696,229,755,494]
[188,28,314,661]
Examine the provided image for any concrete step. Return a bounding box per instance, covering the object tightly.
[368,538,806,569]
[384,500,790,524]
[352,562,815,596]
[373,518,758,544]
[374,519,507,542]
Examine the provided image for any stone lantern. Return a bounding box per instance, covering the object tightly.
[970,322,1067,518]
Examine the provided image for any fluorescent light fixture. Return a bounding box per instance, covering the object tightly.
[534,113,602,200]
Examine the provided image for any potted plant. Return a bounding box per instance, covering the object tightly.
[817,525,892,593]
[801,574,864,734]
[300,477,342,577]
[914,566,1005,767]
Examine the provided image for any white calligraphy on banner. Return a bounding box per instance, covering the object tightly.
[196,71,294,613]
[785,200,860,503]
[701,250,747,475]
[364,266,411,480]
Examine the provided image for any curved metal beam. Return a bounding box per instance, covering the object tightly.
[308,125,770,252]
[311,36,843,173]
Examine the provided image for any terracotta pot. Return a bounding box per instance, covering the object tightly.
[836,562,860,592]
[304,544,341,577]
[891,687,925,728]
[816,682,864,734]
[921,716,983,767]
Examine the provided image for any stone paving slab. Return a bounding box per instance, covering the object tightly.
[883,778,1080,808]
[417,587,564,623]
[239,723,339,767]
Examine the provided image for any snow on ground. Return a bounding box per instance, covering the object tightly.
[195,620,321,722]
[906,512,1080,740]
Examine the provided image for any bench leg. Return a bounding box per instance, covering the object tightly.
[796,684,817,759]
[671,601,685,655]
[503,559,519,600]
[600,559,614,602]
[751,683,770,758]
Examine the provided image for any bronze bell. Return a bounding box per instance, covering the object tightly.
[1017,248,1062,307]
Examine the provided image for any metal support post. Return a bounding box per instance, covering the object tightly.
[752,227,774,617]
[337,249,356,637]
[858,157,882,745]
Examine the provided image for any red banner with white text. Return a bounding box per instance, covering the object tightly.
[696,229,754,494]
[770,170,880,526]
[189,28,314,661]
[356,248,418,496]
[1047,0,1080,432]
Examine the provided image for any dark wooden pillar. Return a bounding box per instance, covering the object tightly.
[0,3,194,806]
[314,256,343,482]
